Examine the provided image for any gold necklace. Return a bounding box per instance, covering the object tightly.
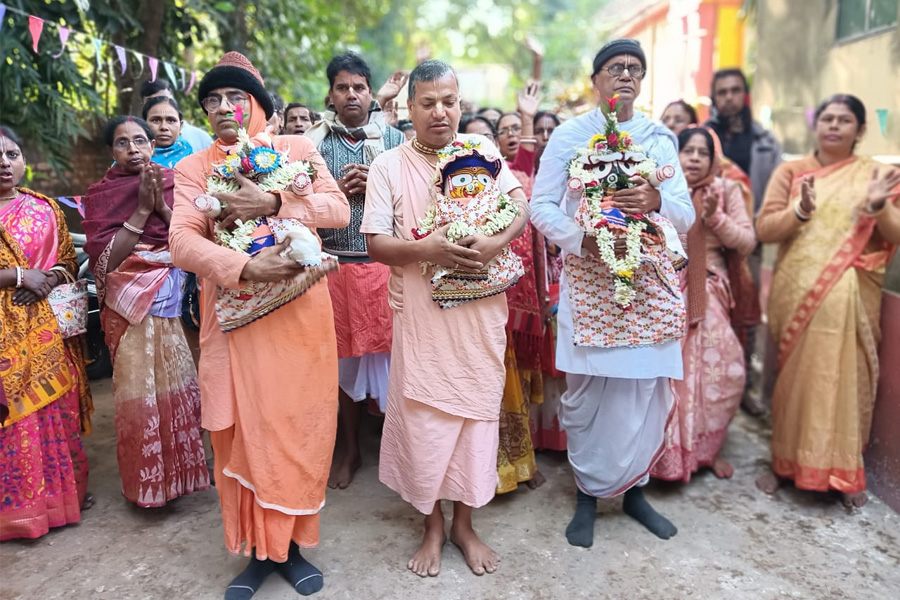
[412,137,443,155]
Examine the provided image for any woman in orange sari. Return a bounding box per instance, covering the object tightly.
[1,126,92,540]
[755,95,900,507]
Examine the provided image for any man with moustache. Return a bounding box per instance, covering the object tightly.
[283,103,314,135]
[304,53,406,489]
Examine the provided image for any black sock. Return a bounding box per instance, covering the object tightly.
[623,487,677,540]
[565,489,597,548]
[276,543,324,596]
[224,555,276,600]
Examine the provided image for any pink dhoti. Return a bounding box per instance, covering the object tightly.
[379,394,499,514]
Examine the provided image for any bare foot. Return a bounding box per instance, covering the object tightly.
[327,454,362,490]
[712,456,734,479]
[450,523,500,575]
[408,511,446,577]
[81,492,95,510]
[526,470,547,490]
[842,491,868,508]
[755,469,781,495]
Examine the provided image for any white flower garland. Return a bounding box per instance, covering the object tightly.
[205,151,316,254]
[595,219,646,308]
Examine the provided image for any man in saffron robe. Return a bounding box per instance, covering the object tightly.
[169,52,349,599]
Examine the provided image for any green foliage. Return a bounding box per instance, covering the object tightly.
[0,0,611,176]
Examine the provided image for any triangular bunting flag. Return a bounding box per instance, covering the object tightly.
[163,61,178,87]
[132,50,144,77]
[51,26,71,58]
[92,37,103,72]
[179,67,186,91]
[876,108,888,137]
[114,45,127,75]
[187,70,197,94]
[28,15,44,53]
[148,56,158,82]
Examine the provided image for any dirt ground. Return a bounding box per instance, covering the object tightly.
[2,377,898,600]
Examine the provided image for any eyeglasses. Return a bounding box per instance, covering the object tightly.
[606,63,645,79]
[497,125,522,136]
[113,137,150,150]
[201,92,250,112]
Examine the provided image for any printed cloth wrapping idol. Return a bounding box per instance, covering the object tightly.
[412,140,524,308]
[563,101,686,348]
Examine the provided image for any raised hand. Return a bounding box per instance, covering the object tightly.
[799,174,816,215]
[376,70,410,105]
[240,239,306,282]
[524,35,545,58]
[516,82,542,120]
[866,166,900,213]
[215,170,279,229]
[137,164,157,215]
[382,99,400,127]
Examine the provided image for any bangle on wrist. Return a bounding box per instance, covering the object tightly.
[123,221,145,235]
[519,137,537,144]
[794,201,811,222]
[15,266,24,288]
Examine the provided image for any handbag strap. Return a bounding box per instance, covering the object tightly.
[50,265,76,284]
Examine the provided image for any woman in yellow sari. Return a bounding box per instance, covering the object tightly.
[755,95,900,507]
[1,126,93,539]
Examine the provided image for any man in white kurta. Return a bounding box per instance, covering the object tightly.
[530,39,694,547]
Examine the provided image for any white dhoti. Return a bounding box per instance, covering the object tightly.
[338,353,390,412]
[561,374,674,498]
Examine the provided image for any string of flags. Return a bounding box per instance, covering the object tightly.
[0,3,199,94]
[56,196,85,218]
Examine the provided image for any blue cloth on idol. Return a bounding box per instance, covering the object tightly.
[152,136,195,169]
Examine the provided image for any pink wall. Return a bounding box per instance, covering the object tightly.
[865,292,900,512]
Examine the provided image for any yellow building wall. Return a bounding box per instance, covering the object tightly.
[753,0,899,158]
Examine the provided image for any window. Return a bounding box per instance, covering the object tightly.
[836,0,898,41]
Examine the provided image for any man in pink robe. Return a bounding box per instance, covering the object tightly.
[361,61,528,578]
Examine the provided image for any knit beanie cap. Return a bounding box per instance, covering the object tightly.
[591,39,647,77]
[198,52,275,119]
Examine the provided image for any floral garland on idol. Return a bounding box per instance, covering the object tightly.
[411,138,524,309]
[190,105,337,332]
[566,94,677,308]
[194,106,318,256]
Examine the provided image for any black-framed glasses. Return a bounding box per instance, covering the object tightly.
[201,92,250,112]
[113,137,150,150]
[497,125,522,136]
[606,63,645,79]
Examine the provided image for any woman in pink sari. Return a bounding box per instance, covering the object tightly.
[651,127,756,482]
[0,126,92,540]
[82,117,209,508]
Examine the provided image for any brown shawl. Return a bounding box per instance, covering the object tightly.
[82,164,175,272]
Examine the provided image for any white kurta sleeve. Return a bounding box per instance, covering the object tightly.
[530,134,586,257]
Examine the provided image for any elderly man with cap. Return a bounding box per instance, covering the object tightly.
[168,52,349,599]
[530,39,695,548]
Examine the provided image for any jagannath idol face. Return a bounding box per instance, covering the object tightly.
[445,166,494,199]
